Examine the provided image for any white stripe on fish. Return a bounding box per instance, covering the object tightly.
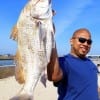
[10,0,55,99]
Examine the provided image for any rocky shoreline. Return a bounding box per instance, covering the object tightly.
[0,66,15,79]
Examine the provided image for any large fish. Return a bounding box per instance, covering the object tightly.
[10,0,55,99]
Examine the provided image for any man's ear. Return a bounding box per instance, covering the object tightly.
[70,38,73,46]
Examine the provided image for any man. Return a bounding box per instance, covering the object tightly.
[47,28,99,100]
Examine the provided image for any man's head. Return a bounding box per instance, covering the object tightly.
[70,28,92,58]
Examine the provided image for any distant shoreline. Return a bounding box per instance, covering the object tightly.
[0,55,14,60]
[0,58,13,60]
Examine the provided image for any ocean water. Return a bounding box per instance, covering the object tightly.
[0,60,15,66]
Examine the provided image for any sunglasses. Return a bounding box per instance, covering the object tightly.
[73,37,92,45]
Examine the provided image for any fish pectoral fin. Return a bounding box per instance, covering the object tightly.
[15,65,26,84]
[10,25,18,40]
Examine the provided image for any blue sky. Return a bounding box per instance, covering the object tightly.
[0,0,100,56]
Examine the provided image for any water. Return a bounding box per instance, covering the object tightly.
[0,60,15,66]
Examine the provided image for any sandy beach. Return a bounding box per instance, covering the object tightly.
[0,76,57,100]
[0,66,100,100]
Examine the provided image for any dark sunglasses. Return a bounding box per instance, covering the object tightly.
[73,37,92,45]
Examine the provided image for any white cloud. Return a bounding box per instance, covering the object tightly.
[54,0,93,36]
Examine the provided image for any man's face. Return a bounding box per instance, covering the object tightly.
[70,31,92,58]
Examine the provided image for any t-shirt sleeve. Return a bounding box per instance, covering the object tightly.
[59,56,67,78]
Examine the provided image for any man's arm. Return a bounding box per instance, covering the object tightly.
[47,47,63,82]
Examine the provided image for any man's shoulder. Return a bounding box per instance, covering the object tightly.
[59,54,69,59]
[59,54,69,63]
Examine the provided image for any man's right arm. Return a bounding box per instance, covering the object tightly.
[47,47,63,82]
